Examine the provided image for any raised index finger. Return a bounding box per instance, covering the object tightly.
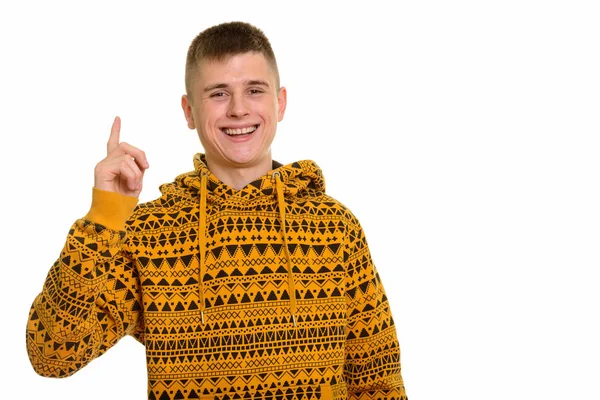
[107,116,121,154]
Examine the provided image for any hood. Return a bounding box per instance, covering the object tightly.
[174,153,326,202]
[172,153,326,327]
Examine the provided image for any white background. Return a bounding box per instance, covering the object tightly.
[1,1,599,399]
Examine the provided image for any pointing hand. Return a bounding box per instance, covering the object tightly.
[93,116,149,198]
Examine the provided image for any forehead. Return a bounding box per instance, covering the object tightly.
[194,52,277,86]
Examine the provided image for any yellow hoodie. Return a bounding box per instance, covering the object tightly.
[27,153,407,400]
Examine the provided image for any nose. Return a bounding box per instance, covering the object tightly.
[227,93,250,118]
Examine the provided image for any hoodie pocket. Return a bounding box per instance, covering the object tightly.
[320,383,333,400]
[210,383,334,400]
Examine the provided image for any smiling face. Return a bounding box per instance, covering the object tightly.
[182,52,287,175]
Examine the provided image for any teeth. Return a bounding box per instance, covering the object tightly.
[223,125,258,135]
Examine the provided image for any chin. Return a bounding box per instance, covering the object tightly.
[223,153,258,166]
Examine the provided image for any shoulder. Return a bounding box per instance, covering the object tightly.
[125,177,196,232]
[296,192,362,229]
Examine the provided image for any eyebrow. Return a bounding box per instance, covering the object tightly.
[203,80,270,92]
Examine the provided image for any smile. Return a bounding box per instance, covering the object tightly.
[222,125,259,136]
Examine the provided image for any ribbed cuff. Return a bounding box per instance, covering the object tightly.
[84,187,138,231]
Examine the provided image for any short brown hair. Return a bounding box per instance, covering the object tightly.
[185,21,280,101]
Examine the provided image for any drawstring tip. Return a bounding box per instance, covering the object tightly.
[292,314,297,327]
[201,311,205,324]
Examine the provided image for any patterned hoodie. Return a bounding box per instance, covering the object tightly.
[27,153,407,400]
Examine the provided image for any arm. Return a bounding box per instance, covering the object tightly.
[344,216,408,400]
[26,188,144,377]
[26,117,149,377]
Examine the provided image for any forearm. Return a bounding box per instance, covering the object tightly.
[344,218,408,399]
[27,189,139,377]
[346,327,407,399]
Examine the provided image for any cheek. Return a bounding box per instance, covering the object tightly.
[256,101,278,122]
[197,104,223,128]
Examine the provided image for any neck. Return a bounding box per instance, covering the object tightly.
[205,155,273,190]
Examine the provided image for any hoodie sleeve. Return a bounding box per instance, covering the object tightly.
[26,188,144,377]
[343,216,408,400]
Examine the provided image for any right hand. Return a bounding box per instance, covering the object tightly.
[94,116,149,198]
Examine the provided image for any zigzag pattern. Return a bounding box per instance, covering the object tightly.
[26,154,407,399]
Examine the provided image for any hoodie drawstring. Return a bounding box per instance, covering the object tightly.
[196,170,297,327]
[198,171,208,325]
[273,171,298,327]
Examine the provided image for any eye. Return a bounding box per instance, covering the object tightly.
[248,88,264,95]
[210,92,227,98]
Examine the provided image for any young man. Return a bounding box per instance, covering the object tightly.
[26,22,408,400]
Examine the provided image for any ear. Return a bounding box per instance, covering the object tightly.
[277,86,287,122]
[181,95,196,129]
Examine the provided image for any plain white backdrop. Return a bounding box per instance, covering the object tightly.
[1,1,599,399]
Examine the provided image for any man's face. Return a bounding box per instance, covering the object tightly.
[182,52,287,172]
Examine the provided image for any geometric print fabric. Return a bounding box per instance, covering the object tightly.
[27,153,407,400]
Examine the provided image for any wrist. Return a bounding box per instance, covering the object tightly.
[84,187,138,231]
